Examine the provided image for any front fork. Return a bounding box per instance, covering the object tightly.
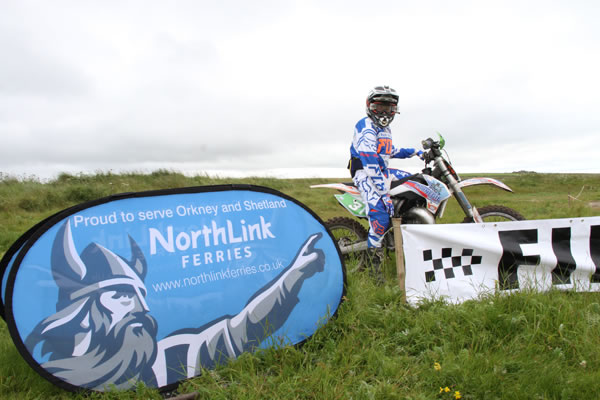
[433,157,483,223]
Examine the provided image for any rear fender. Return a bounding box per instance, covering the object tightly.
[311,183,366,217]
[310,183,361,196]
[458,177,513,192]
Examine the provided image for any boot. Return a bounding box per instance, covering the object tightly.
[368,247,385,285]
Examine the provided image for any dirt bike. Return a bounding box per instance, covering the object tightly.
[311,133,525,272]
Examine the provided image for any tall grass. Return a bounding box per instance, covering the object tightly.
[0,171,599,399]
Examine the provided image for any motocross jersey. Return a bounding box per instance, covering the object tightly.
[350,116,415,197]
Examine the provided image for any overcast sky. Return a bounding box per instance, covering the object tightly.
[1,0,599,180]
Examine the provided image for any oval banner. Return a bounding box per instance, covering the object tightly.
[4,185,345,392]
[2,210,73,320]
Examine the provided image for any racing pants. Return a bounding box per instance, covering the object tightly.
[353,169,411,248]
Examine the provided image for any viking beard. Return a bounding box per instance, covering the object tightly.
[41,302,159,391]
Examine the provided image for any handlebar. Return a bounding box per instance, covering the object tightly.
[420,140,440,164]
[419,137,461,182]
[421,137,441,150]
[421,138,434,150]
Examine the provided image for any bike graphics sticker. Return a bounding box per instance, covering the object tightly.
[3,185,345,392]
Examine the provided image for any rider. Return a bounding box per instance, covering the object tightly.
[348,85,422,278]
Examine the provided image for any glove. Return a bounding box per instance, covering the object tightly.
[382,194,394,217]
[414,150,425,160]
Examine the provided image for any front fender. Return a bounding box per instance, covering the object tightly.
[458,177,513,192]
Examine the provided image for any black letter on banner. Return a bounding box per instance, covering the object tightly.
[591,225,600,283]
[551,227,576,285]
[498,229,540,290]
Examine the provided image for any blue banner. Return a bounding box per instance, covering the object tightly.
[2,211,69,320]
[2,185,345,392]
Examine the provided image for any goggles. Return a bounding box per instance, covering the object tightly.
[369,101,397,115]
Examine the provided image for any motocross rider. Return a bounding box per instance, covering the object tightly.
[348,85,422,279]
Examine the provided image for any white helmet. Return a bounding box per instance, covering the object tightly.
[366,85,399,127]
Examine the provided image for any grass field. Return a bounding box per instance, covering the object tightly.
[0,171,599,399]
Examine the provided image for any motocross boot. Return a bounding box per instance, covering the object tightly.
[368,247,385,285]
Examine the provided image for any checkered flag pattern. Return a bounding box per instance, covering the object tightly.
[422,248,482,282]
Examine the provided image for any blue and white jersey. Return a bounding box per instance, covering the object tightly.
[350,117,415,196]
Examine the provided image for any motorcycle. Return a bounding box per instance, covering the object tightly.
[311,133,525,272]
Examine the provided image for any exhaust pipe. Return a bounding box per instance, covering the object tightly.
[404,207,436,224]
[339,240,369,254]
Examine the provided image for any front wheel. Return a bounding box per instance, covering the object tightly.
[462,205,525,223]
[325,217,369,273]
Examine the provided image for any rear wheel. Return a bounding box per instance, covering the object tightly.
[325,217,369,273]
[462,205,525,223]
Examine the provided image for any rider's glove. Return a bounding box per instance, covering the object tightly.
[414,150,425,160]
[382,194,394,218]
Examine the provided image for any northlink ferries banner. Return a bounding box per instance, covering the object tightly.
[401,217,600,304]
[1,185,345,392]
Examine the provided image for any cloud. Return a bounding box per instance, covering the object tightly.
[0,0,599,180]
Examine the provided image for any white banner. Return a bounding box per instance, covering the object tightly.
[401,217,600,304]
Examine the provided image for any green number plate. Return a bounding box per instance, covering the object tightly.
[334,193,367,218]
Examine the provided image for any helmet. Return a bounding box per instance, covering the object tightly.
[52,220,149,311]
[366,85,399,127]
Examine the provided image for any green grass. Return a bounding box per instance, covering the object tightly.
[1,171,599,399]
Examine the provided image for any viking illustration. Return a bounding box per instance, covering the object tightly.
[25,220,325,390]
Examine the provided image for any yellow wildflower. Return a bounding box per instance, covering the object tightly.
[434,362,442,371]
[454,391,462,399]
[444,387,450,393]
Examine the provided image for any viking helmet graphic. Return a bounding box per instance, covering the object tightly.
[51,220,149,311]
